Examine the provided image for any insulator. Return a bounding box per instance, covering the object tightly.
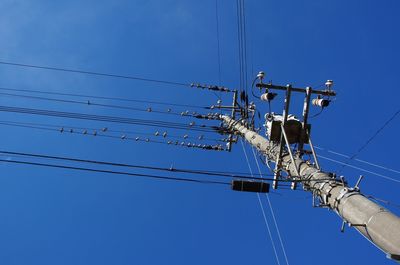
[102,127,108,132]
[147,107,152,112]
[70,129,73,133]
[210,105,215,110]
[162,132,167,138]
[185,110,189,115]
[135,137,140,141]
[83,130,87,134]
[181,112,185,116]
[60,127,64,133]
[312,98,330,108]
[181,142,185,146]
[175,141,179,145]
[257,71,265,81]
[187,143,191,147]
[93,131,97,136]
[260,92,277,102]
[167,108,171,112]
[325,80,333,89]
[189,122,195,127]
[167,141,172,144]
[145,138,149,142]
[217,99,222,105]
[121,135,126,139]
[87,100,91,105]
[155,131,160,136]
[198,135,204,140]
[197,144,201,147]
[183,134,188,139]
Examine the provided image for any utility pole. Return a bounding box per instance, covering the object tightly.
[220,73,400,261]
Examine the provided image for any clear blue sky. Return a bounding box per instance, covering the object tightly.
[0,0,399,264]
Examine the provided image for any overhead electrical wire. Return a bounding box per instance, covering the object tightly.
[0,158,230,186]
[317,154,400,184]
[215,0,222,86]
[0,121,227,151]
[0,150,326,183]
[0,86,209,109]
[314,145,400,175]
[239,139,281,265]
[0,105,218,133]
[0,60,190,87]
[337,108,400,173]
[251,147,290,265]
[0,91,219,118]
[0,150,275,180]
[0,120,224,143]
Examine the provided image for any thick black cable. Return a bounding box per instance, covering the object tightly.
[0,61,190,87]
[0,86,208,109]
[0,150,335,184]
[0,158,229,186]
[0,150,273,180]
[0,105,218,133]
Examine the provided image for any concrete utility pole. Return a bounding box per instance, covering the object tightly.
[218,75,400,261]
[221,114,400,261]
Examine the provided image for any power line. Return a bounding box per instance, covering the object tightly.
[239,139,281,265]
[215,0,222,86]
[0,119,224,142]
[315,145,400,175]
[317,154,400,184]
[0,105,218,133]
[338,108,400,173]
[0,122,226,152]
[251,147,290,265]
[0,60,190,87]
[0,158,230,186]
[0,150,275,180]
[0,90,213,118]
[0,86,209,109]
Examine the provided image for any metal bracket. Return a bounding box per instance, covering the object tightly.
[280,123,301,190]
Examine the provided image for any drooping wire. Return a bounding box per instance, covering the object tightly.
[0,60,190,87]
[317,154,400,184]
[0,158,229,186]
[0,122,226,151]
[251,147,290,265]
[314,145,400,175]
[215,0,222,87]
[0,120,225,143]
[0,86,209,109]
[239,139,281,265]
[0,150,276,180]
[0,105,218,133]
[337,108,400,173]
[0,91,216,118]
